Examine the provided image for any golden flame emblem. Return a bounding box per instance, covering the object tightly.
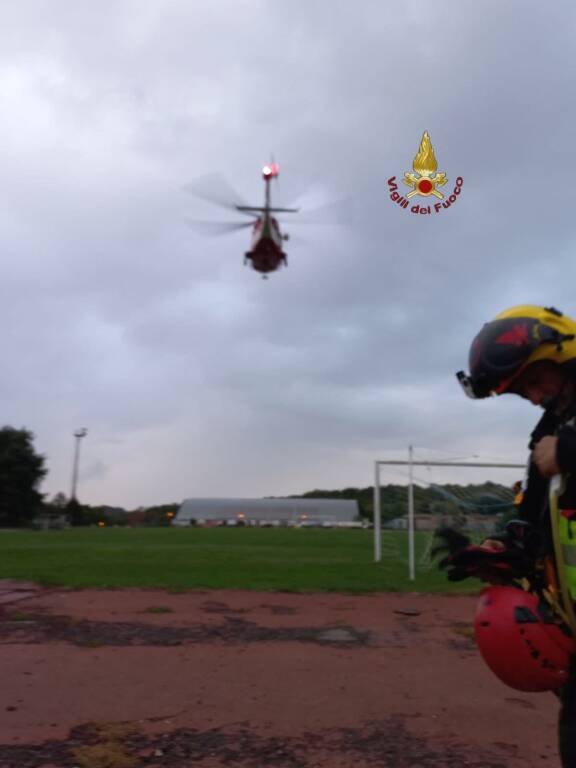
[403,132,448,199]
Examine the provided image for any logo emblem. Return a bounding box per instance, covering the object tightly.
[494,324,529,347]
[387,131,463,215]
[403,132,447,199]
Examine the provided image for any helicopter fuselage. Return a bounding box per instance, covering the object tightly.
[237,165,297,276]
[245,214,287,274]
[186,161,298,278]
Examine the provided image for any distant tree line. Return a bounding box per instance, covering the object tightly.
[0,423,516,528]
[0,424,179,528]
[290,482,517,522]
[41,499,179,528]
[0,426,47,527]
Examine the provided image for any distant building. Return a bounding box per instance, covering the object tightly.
[124,509,148,526]
[173,498,359,527]
[383,514,440,531]
[31,514,69,530]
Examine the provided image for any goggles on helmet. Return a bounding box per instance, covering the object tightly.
[456,317,573,399]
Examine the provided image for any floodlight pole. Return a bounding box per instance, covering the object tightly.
[70,428,88,501]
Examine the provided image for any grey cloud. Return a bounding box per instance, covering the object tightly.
[0,0,572,506]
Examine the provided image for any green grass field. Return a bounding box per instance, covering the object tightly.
[0,527,480,593]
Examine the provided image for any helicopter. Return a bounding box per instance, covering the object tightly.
[184,162,299,278]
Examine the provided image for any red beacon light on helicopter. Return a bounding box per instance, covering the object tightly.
[262,163,279,180]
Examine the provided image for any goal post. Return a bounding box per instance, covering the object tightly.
[373,448,526,580]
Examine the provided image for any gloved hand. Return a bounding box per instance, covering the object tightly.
[431,525,536,584]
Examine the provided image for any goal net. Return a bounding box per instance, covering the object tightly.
[373,449,526,580]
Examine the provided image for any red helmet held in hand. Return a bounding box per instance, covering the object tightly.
[475,586,576,692]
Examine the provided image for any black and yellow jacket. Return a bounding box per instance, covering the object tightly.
[518,400,576,576]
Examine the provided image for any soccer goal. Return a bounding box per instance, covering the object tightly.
[373,447,526,580]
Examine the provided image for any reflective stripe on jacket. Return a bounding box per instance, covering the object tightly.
[559,510,576,600]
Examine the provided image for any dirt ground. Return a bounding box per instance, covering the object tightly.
[0,580,565,767]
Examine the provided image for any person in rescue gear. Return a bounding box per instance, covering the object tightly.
[435,304,576,768]
[435,304,576,586]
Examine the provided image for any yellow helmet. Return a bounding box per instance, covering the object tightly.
[456,305,576,399]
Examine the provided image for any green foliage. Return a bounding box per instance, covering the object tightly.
[65,503,127,527]
[63,502,179,528]
[66,498,86,527]
[137,503,179,527]
[48,492,68,510]
[295,481,515,522]
[0,426,47,527]
[40,492,69,523]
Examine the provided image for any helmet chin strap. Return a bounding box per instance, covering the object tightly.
[541,395,558,411]
[558,378,576,416]
[543,376,575,415]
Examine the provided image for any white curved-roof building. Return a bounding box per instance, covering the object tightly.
[173,498,359,526]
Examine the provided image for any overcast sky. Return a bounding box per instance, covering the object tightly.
[2,0,575,507]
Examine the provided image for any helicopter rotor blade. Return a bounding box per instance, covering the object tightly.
[185,218,254,236]
[284,189,358,227]
[181,173,256,216]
